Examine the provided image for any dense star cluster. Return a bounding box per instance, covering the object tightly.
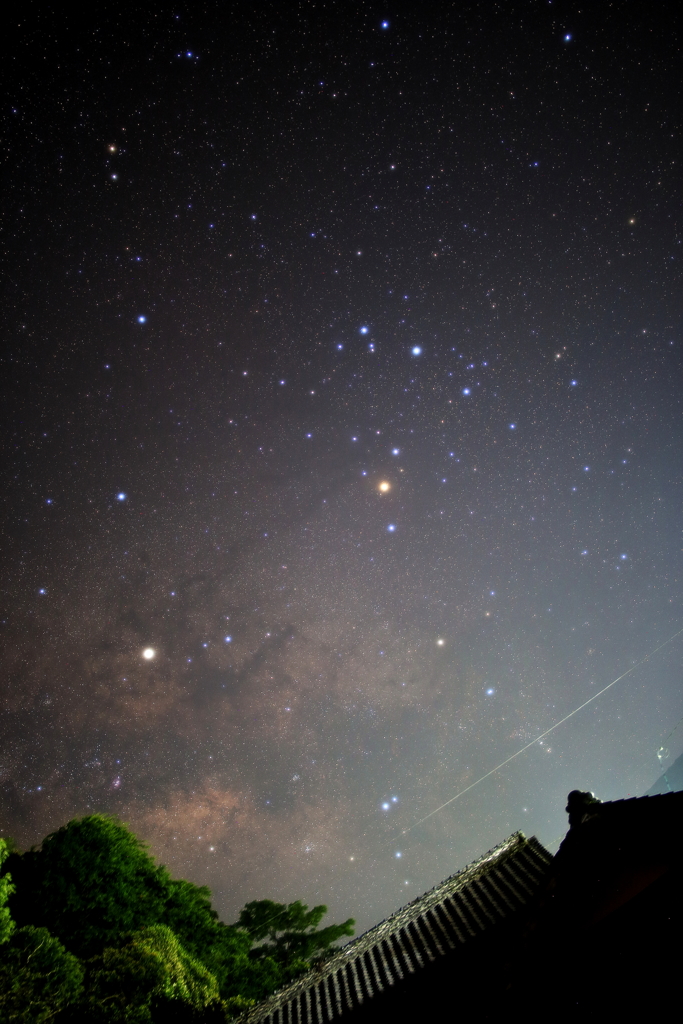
[1,1,681,934]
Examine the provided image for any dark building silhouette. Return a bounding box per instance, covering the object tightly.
[243,831,551,1024]
[242,790,683,1023]
[646,748,683,794]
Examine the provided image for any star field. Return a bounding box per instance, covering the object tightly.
[0,0,682,933]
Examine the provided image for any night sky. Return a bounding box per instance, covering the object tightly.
[2,1,682,935]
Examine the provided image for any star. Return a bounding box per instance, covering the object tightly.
[378,481,391,492]
[142,648,156,660]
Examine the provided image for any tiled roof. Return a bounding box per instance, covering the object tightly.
[646,752,683,795]
[559,788,683,838]
[243,831,552,1024]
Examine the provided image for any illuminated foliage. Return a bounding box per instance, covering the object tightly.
[0,838,15,946]
[0,816,355,1012]
[4,815,172,959]
[239,899,355,975]
[81,924,219,1022]
[0,925,84,1023]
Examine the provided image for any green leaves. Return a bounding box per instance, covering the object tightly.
[0,925,84,1023]
[4,815,172,960]
[238,899,355,971]
[238,899,327,944]
[0,816,356,1015]
[81,925,219,1023]
[0,838,15,947]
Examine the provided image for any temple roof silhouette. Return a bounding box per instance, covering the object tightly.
[243,831,552,1023]
[241,788,683,1022]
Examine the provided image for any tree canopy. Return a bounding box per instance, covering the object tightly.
[0,838,15,946]
[0,815,355,1020]
[0,925,84,1023]
[239,899,355,974]
[4,816,173,959]
[81,924,219,1023]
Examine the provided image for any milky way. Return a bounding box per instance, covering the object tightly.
[1,1,681,933]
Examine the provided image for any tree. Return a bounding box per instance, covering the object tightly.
[161,879,255,996]
[0,816,356,1009]
[79,924,220,1024]
[238,900,355,980]
[3,815,173,959]
[0,924,84,1023]
[0,837,15,946]
[149,876,281,1002]
[1,818,284,1004]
